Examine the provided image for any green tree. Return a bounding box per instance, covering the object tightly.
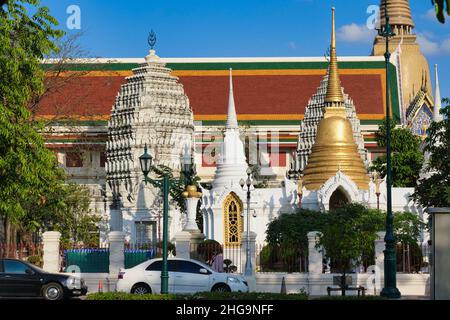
[0,0,64,244]
[51,184,102,248]
[370,120,424,187]
[413,101,450,207]
[432,0,450,23]
[266,208,324,252]
[318,204,384,277]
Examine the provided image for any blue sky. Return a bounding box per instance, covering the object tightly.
[41,0,450,99]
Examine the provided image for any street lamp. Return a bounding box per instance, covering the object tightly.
[139,144,170,294]
[240,167,254,277]
[380,1,401,299]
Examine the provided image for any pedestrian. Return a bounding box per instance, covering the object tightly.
[211,251,224,273]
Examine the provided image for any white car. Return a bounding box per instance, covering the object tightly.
[116,258,249,294]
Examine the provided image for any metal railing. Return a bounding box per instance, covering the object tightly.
[256,244,308,273]
[190,242,242,273]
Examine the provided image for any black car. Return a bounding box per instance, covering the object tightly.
[0,258,88,300]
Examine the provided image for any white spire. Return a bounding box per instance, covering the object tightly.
[226,68,239,129]
[212,68,248,189]
[434,64,443,123]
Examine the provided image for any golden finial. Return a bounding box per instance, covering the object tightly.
[325,7,344,105]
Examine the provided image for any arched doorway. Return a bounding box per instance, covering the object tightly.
[329,188,350,210]
[223,192,243,247]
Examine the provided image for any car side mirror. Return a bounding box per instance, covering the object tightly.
[25,268,34,275]
[199,268,209,275]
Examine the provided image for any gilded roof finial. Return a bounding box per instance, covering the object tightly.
[325,7,344,105]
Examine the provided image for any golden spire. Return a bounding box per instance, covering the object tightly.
[302,8,370,191]
[325,7,344,105]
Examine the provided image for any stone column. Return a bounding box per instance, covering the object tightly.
[174,230,191,259]
[307,231,323,296]
[42,231,61,273]
[307,231,322,275]
[108,231,125,276]
[375,231,386,280]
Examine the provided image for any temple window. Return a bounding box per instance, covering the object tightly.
[65,152,84,168]
[223,192,243,247]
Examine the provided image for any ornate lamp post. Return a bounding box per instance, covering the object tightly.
[240,167,254,277]
[139,144,170,294]
[380,1,401,299]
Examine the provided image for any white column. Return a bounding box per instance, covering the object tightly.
[42,231,61,273]
[174,231,191,259]
[184,197,201,231]
[307,231,323,296]
[307,231,322,275]
[108,231,125,276]
[375,231,386,280]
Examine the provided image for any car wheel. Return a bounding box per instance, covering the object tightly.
[42,283,64,300]
[211,283,231,293]
[131,283,151,295]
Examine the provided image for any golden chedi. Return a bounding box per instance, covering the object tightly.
[303,8,370,191]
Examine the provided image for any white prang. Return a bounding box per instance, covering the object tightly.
[212,68,248,189]
[105,48,194,242]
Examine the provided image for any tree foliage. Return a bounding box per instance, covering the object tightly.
[265,208,324,255]
[149,164,201,214]
[370,120,424,187]
[265,204,425,274]
[432,0,450,23]
[0,0,64,242]
[318,204,384,274]
[414,101,450,207]
[1,1,100,246]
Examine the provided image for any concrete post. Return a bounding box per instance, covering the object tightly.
[375,231,386,280]
[428,207,450,300]
[174,230,191,259]
[307,231,323,296]
[307,231,322,275]
[108,231,125,276]
[42,231,61,273]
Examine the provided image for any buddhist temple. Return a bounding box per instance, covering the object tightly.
[37,0,433,246]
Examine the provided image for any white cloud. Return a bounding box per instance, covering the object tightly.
[417,32,450,56]
[424,8,436,21]
[337,23,377,43]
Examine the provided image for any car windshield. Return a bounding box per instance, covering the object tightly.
[192,260,213,271]
[26,262,47,274]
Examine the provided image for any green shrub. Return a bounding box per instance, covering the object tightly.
[315,295,387,300]
[86,291,309,301]
[27,255,43,268]
[87,292,179,300]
